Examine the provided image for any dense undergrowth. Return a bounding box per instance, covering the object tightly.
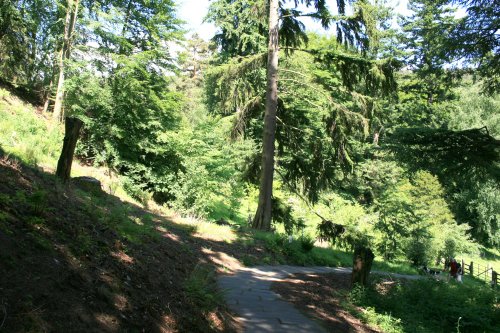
[348,277,500,333]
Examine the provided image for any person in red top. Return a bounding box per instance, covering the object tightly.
[449,258,458,280]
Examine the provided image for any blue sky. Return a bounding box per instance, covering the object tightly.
[177,0,412,41]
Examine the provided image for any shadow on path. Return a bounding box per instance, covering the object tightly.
[218,266,351,333]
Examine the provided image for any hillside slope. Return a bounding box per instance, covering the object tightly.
[0,89,246,332]
[0,149,242,332]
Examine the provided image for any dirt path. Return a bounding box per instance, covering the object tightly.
[218,265,424,333]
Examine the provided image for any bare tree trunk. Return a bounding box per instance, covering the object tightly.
[351,247,375,287]
[252,0,279,231]
[56,117,83,182]
[53,0,79,121]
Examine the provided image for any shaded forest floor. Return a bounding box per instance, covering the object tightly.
[0,149,284,332]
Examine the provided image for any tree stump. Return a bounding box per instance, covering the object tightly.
[56,117,83,182]
[351,246,375,287]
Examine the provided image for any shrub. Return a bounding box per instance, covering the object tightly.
[264,233,288,253]
[299,235,315,252]
[405,237,432,266]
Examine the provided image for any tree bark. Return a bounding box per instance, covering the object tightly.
[42,79,53,114]
[252,0,279,231]
[351,247,375,287]
[56,117,83,182]
[53,0,79,121]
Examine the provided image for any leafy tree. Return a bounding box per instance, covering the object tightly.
[176,34,213,127]
[375,170,475,263]
[387,126,499,246]
[53,0,80,121]
[0,0,28,84]
[0,0,58,96]
[448,83,500,137]
[58,0,185,201]
[206,0,397,231]
[168,118,255,219]
[206,0,267,61]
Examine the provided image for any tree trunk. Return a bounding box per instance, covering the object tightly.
[56,117,83,182]
[252,0,279,231]
[351,247,375,287]
[53,0,79,121]
[42,79,53,114]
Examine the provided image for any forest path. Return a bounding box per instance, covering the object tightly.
[218,265,424,333]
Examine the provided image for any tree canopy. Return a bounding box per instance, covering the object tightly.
[1,0,498,254]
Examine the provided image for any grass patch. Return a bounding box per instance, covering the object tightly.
[348,277,500,333]
[372,260,419,275]
[251,231,349,266]
[458,247,500,274]
[0,96,62,167]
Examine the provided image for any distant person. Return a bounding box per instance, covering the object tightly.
[449,258,458,281]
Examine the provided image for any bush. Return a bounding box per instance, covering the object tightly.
[299,235,315,252]
[405,237,432,266]
[264,233,288,253]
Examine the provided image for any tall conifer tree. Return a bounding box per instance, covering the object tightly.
[207,0,394,231]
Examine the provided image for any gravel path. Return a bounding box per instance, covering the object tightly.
[218,265,423,333]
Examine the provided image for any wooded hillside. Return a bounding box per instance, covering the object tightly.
[0,0,499,331]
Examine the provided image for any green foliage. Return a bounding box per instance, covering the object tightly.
[448,84,500,138]
[166,117,255,219]
[449,0,500,93]
[0,99,62,166]
[405,237,432,267]
[206,0,267,61]
[371,260,419,275]
[251,230,422,273]
[2,0,498,289]
[184,265,223,311]
[27,189,49,216]
[375,170,476,263]
[315,192,375,249]
[400,0,460,104]
[271,197,304,234]
[388,127,499,246]
[350,277,500,333]
[0,0,57,91]
[299,235,315,252]
[65,56,185,202]
[205,0,398,231]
